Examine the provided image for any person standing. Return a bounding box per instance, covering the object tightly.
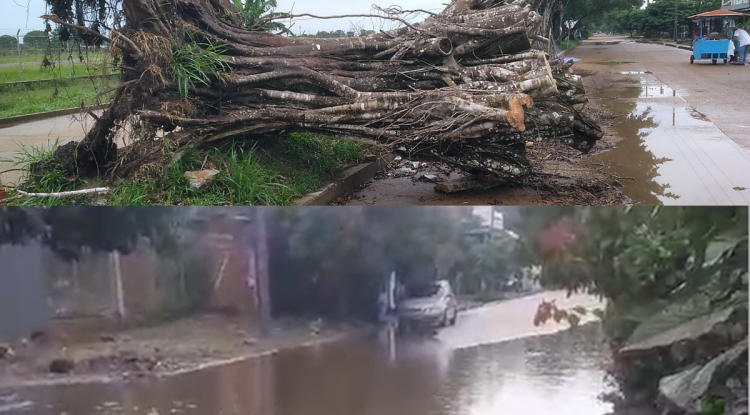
[732,27,750,65]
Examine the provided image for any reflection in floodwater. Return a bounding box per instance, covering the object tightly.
[7,296,614,415]
[589,84,750,205]
[597,85,675,99]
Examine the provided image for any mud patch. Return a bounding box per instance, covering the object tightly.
[595,61,637,65]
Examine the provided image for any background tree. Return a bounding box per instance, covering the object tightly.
[0,207,185,259]
[22,30,49,50]
[0,35,18,53]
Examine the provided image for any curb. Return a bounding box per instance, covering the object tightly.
[636,39,692,51]
[0,105,107,129]
[293,153,396,206]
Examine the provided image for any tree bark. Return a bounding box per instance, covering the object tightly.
[43,0,602,183]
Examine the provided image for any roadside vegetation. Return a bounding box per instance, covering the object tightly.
[0,76,116,119]
[510,207,748,415]
[4,133,372,206]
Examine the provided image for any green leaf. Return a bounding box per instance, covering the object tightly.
[621,306,735,353]
[658,338,747,413]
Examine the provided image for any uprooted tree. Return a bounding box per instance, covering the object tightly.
[40,0,602,184]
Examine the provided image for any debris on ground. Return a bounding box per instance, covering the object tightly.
[0,314,358,388]
[184,169,220,190]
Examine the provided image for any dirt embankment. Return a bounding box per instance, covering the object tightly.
[0,314,363,389]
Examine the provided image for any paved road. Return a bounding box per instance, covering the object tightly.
[0,113,97,186]
[5,291,615,415]
[572,36,750,205]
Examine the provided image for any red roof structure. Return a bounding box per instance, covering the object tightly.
[688,9,750,20]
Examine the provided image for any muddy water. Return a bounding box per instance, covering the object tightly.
[575,40,750,205]
[587,81,750,205]
[3,292,616,415]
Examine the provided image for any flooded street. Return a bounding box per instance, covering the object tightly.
[574,38,750,205]
[1,291,614,415]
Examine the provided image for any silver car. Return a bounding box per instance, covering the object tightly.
[399,280,458,328]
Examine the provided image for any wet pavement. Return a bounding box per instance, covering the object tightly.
[574,37,750,205]
[0,113,97,186]
[1,291,615,415]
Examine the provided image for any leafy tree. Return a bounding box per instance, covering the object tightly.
[0,35,18,51]
[232,0,291,34]
[266,206,517,320]
[0,207,185,260]
[23,30,49,47]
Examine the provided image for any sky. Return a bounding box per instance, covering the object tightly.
[0,0,447,37]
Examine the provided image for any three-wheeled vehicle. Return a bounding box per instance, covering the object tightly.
[689,9,749,65]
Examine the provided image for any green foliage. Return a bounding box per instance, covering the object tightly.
[268,207,521,320]
[0,35,18,51]
[508,206,748,411]
[0,207,185,260]
[22,31,49,47]
[171,38,231,98]
[232,0,291,34]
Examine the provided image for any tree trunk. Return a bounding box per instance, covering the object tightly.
[42,0,602,184]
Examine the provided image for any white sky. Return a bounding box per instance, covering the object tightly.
[0,0,448,37]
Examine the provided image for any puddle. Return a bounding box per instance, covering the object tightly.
[6,294,615,415]
[587,99,750,205]
[594,61,637,65]
[619,71,653,75]
[597,85,676,99]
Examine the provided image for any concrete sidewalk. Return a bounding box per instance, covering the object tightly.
[0,113,97,186]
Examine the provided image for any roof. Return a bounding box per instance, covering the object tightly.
[688,9,750,20]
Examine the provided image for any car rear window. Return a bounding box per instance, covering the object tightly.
[408,283,440,298]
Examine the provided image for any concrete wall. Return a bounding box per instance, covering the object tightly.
[0,242,50,342]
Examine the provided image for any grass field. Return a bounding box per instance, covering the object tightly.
[0,76,116,118]
[0,59,113,83]
[7,133,374,206]
[0,51,109,65]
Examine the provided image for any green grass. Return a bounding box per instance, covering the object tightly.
[0,52,108,65]
[559,39,582,51]
[0,60,114,83]
[8,132,371,206]
[0,77,116,118]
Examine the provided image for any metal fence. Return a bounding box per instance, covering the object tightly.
[0,29,115,82]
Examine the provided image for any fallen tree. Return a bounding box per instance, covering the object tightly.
[40,0,602,184]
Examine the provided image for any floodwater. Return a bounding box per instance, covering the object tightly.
[1,292,616,415]
[574,38,750,205]
[587,80,750,205]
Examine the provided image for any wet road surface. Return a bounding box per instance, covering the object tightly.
[0,113,97,186]
[1,291,615,415]
[574,37,750,205]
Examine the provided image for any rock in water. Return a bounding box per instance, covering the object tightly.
[0,344,14,359]
[49,358,75,374]
[184,170,220,190]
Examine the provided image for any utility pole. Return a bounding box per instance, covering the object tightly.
[17,30,23,81]
[253,207,272,336]
[674,0,679,42]
[488,207,495,243]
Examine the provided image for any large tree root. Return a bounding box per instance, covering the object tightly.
[43,0,602,185]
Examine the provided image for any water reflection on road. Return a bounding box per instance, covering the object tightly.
[7,291,614,415]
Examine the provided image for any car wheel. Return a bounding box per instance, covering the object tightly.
[450,309,458,325]
[440,311,448,327]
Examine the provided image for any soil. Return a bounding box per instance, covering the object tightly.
[0,314,362,389]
